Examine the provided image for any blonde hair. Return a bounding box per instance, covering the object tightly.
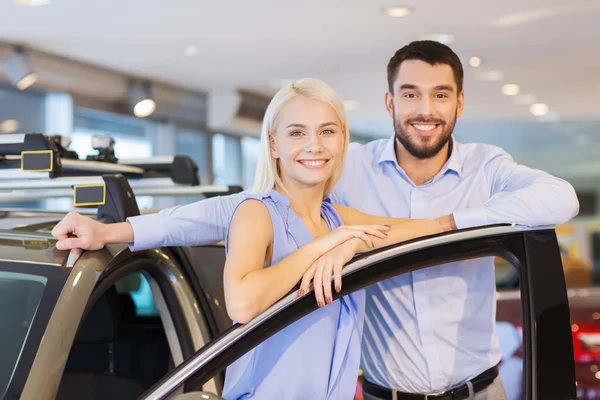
[251,78,349,198]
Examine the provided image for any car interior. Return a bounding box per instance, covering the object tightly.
[56,273,173,400]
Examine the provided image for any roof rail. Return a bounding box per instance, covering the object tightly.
[0,133,202,186]
[0,133,63,178]
[0,133,243,221]
[0,174,140,223]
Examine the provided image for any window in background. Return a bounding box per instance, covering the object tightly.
[174,129,211,205]
[241,136,261,190]
[212,133,242,186]
[70,108,153,159]
[48,108,156,210]
[176,129,211,185]
[0,84,46,134]
[0,85,47,210]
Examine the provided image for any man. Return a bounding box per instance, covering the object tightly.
[53,41,579,399]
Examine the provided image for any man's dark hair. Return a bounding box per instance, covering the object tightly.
[387,40,464,94]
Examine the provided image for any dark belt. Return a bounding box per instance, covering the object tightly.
[362,365,499,400]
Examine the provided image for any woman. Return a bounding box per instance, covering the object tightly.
[220,78,442,399]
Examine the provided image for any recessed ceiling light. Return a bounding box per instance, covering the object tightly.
[530,103,549,116]
[469,57,481,67]
[502,84,520,96]
[12,0,51,6]
[421,34,454,45]
[133,99,156,118]
[0,120,19,134]
[383,6,412,17]
[185,46,198,57]
[343,100,359,111]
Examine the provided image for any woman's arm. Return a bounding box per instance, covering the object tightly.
[224,200,388,324]
[333,205,443,252]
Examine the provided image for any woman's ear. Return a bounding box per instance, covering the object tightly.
[269,134,279,159]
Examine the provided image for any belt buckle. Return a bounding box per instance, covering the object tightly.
[423,389,449,399]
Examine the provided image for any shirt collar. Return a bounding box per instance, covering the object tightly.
[377,134,463,178]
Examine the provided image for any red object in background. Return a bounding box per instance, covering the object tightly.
[355,378,363,400]
[572,323,600,363]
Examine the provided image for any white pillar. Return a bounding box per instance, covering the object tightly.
[44,92,73,135]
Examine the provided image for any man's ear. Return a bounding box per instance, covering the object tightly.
[384,91,394,119]
[456,90,465,118]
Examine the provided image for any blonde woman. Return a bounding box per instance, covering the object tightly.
[220,78,442,399]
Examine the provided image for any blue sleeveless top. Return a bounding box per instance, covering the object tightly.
[222,189,365,400]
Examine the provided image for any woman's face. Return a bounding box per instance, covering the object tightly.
[270,95,345,192]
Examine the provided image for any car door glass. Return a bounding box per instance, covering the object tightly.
[115,272,160,317]
[0,271,47,398]
[56,272,174,400]
[144,227,575,400]
[180,254,527,400]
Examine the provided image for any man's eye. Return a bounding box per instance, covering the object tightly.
[404,93,417,99]
[435,93,448,99]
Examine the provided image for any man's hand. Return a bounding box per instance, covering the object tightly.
[51,212,133,250]
[435,214,457,232]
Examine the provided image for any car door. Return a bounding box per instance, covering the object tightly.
[138,224,577,400]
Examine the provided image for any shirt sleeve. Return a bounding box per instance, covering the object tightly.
[453,149,579,229]
[127,192,245,251]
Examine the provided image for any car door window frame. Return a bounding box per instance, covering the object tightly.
[140,225,576,400]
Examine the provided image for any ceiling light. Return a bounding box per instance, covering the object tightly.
[0,120,19,134]
[1,48,38,90]
[469,57,481,67]
[530,103,549,116]
[384,6,412,17]
[343,100,359,111]
[421,34,454,45]
[12,0,51,5]
[502,84,520,96]
[129,82,156,118]
[185,46,198,57]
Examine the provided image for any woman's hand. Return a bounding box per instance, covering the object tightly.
[299,237,363,307]
[308,224,389,257]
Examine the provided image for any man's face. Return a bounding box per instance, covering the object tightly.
[385,59,464,159]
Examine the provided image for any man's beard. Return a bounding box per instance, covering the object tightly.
[393,108,457,160]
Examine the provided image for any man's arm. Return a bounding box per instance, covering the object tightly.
[127,192,245,251]
[452,150,579,230]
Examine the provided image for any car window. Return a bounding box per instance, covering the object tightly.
[115,273,160,317]
[56,272,175,400]
[179,245,231,334]
[0,271,47,397]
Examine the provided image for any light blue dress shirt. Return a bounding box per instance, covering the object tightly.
[128,136,579,393]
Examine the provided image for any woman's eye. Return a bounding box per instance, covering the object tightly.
[322,129,335,135]
[290,130,303,137]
